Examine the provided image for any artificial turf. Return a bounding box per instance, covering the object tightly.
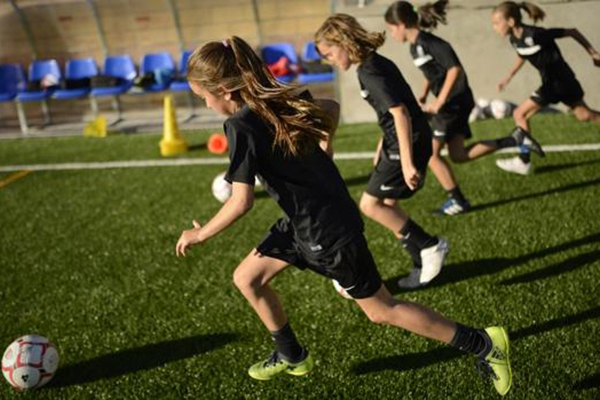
[1,113,599,399]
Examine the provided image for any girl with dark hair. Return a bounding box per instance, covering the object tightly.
[176,35,511,396]
[385,0,543,213]
[492,1,600,175]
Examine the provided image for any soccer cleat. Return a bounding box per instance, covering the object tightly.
[248,350,314,380]
[512,127,545,157]
[419,238,449,284]
[496,156,532,176]
[397,266,422,289]
[477,327,512,396]
[436,198,471,216]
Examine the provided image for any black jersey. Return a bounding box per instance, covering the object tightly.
[509,25,574,82]
[357,52,431,157]
[223,105,364,257]
[410,31,472,103]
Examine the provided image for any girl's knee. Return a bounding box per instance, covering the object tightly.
[233,266,260,293]
[574,107,591,122]
[364,309,389,325]
[359,194,377,216]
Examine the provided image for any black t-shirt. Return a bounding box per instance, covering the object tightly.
[357,52,431,157]
[223,104,364,257]
[509,25,575,82]
[410,31,472,104]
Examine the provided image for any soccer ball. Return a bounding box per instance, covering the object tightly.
[211,172,232,203]
[2,335,59,390]
[490,99,515,119]
[332,279,353,299]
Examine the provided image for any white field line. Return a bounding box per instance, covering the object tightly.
[1,143,599,173]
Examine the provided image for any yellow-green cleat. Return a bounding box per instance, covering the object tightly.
[248,350,314,381]
[478,327,512,396]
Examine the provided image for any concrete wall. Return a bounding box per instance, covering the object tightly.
[336,0,600,123]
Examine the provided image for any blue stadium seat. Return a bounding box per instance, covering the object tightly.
[16,60,61,133]
[261,43,298,83]
[53,58,98,100]
[298,41,334,84]
[0,64,26,102]
[170,50,192,92]
[140,52,175,92]
[90,55,136,121]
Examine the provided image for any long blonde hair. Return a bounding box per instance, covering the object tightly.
[187,36,332,157]
[315,14,385,64]
[493,1,545,24]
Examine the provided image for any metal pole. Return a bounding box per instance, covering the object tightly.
[166,0,185,52]
[251,0,263,45]
[86,0,109,58]
[8,0,37,60]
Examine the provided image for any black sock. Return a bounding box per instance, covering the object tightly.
[271,323,304,362]
[519,152,531,163]
[399,219,438,250]
[400,237,422,268]
[447,186,466,204]
[450,323,490,356]
[494,135,517,149]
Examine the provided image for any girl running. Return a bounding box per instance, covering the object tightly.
[315,13,447,289]
[492,1,600,175]
[176,35,511,396]
[385,0,543,214]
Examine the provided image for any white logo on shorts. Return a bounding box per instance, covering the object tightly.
[380,184,395,191]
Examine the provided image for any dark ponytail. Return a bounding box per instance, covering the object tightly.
[385,0,449,31]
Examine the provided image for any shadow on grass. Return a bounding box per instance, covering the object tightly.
[352,306,600,375]
[385,232,600,295]
[469,177,600,213]
[535,158,600,174]
[48,333,238,388]
[573,372,600,390]
[500,249,600,285]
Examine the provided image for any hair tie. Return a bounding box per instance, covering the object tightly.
[222,39,229,48]
[413,5,418,13]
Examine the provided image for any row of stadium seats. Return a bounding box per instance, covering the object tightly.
[0,41,332,134]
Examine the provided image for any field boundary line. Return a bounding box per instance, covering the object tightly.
[1,143,599,172]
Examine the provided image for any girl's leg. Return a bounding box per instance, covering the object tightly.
[429,138,458,192]
[429,136,470,215]
[360,193,447,287]
[497,99,543,175]
[355,284,512,395]
[572,102,600,125]
[234,250,313,379]
[233,249,290,331]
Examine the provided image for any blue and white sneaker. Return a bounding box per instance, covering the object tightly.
[437,198,471,216]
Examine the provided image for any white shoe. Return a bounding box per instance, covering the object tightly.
[495,157,532,176]
[420,238,449,284]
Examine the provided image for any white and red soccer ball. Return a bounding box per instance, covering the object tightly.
[2,335,59,391]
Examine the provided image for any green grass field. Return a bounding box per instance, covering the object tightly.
[1,113,599,399]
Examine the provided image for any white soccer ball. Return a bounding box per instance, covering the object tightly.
[490,99,512,119]
[332,279,353,299]
[2,335,59,391]
[211,172,232,203]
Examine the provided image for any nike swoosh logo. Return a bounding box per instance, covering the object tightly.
[380,184,395,191]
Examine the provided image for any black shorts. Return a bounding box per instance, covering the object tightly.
[531,78,584,108]
[430,96,475,142]
[256,220,382,299]
[365,140,431,200]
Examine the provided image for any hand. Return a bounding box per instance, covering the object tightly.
[422,100,442,115]
[402,162,421,191]
[176,220,203,257]
[497,78,510,92]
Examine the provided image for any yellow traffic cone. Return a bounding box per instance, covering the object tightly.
[83,115,107,137]
[160,95,188,157]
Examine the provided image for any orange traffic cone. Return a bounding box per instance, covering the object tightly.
[207,133,228,154]
[160,95,188,157]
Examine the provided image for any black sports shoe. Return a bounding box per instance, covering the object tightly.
[512,127,545,157]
